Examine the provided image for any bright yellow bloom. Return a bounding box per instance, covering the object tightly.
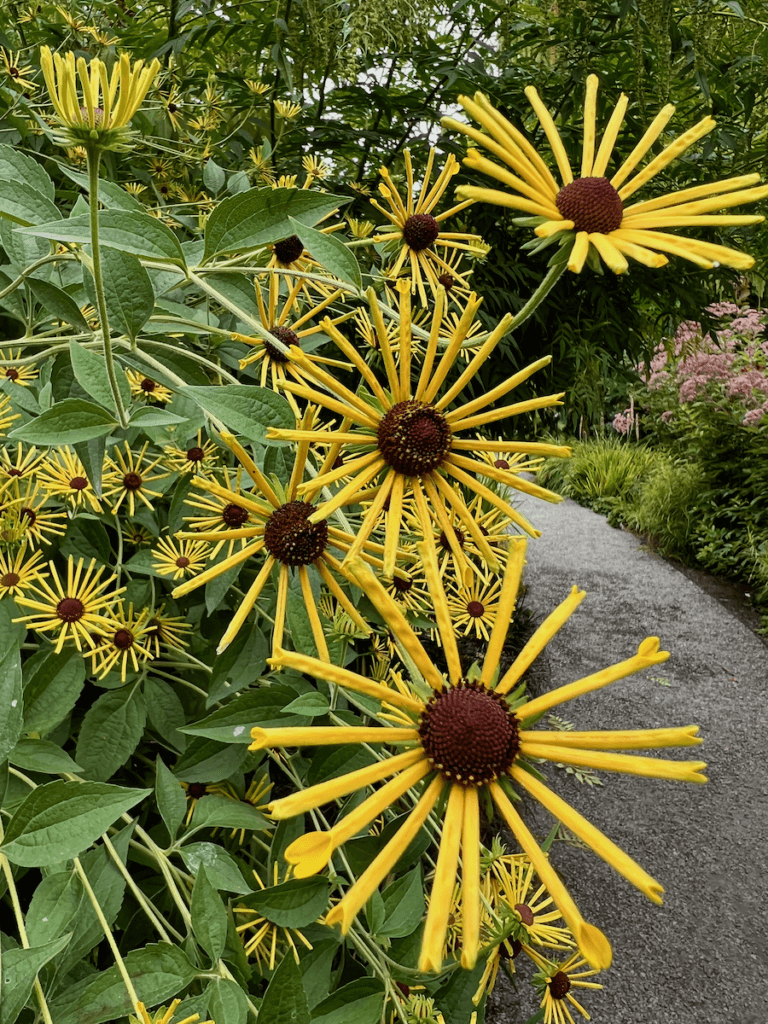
[372,149,482,305]
[245,79,270,96]
[123,523,154,548]
[0,394,21,436]
[267,284,569,577]
[0,443,44,482]
[37,448,103,512]
[234,863,315,970]
[527,946,603,1024]
[1,50,37,91]
[274,99,302,120]
[126,368,173,404]
[14,556,124,652]
[443,76,768,274]
[152,535,210,580]
[172,412,389,658]
[89,603,154,681]
[144,604,193,657]
[0,544,46,598]
[102,442,169,517]
[130,998,214,1024]
[4,479,67,547]
[446,574,503,641]
[0,350,37,386]
[163,432,219,477]
[249,538,706,974]
[39,45,160,142]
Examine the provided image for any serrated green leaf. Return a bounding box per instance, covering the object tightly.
[378,865,424,938]
[9,397,116,445]
[82,248,154,342]
[0,642,22,764]
[180,842,251,894]
[172,736,249,782]
[25,870,83,946]
[22,647,87,736]
[0,934,72,1024]
[0,145,55,200]
[75,683,147,782]
[17,210,186,264]
[207,625,269,706]
[238,877,329,928]
[188,795,270,834]
[0,179,60,226]
[287,216,361,289]
[27,278,90,330]
[182,384,293,444]
[191,863,228,961]
[203,186,348,259]
[281,690,329,717]
[69,339,131,415]
[0,781,150,867]
[9,738,82,774]
[259,951,310,1024]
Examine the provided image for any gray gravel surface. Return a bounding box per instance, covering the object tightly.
[487,490,768,1024]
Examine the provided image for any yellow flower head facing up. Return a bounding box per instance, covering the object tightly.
[102,441,169,517]
[89,603,154,682]
[248,539,707,976]
[126,368,173,404]
[266,284,571,579]
[443,75,768,274]
[39,45,160,148]
[0,349,38,386]
[37,448,103,512]
[152,535,210,580]
[527,946,603,1024]
[143,603,193,657]
[0,543,47,598]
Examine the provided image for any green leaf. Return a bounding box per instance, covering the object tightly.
[27,278,90,331]
[145,676,187,752]
[0,935,72,1024]
[0,145,55,200]
[299,939,338,1010]
[378,865,424,939]
[82,248,154,341]
[207,624,269,706]
[48,943,198,1024]
[75,683,147,782]
[238,877,329,928]
[25,870,83,946]
[17,210,186,265]
[155,755,187,842]
[203,159,227,194]
[207,979,249,1024]
[130,405,186,426]
[306,744,376,787]
[287,216,361,290]
[180,842,251,894]
[22,647,87,736]
[74,434,107,495]
[0,780,150,867]
[259,951,310,1024]
[181,684,312,743]
[61,167,145,213]
[182,384,294,444]
[9,738,83,774]
[188,795,270,834]
[282,690,329,717]
[286,577,317,658]
[0,642,23,764]
[436,960,488,1024]
[9,397,117,445]
[191,863,228,961]
[172,736,249,782]
[0,597,25,654]
[203,186,349,259]
[69,340,131,415]
[310,978,385,1024]
[0,179,59,226]
[59,515,112,565]
[205,557,244,614]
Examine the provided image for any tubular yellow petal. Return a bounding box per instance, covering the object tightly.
[383,473,405,578]
[417,538,462,685]
[481,537,527,688]
[268,648,424,712]
[315,559,372,635]
[446,453,562,503]
[519,742,708,783]
[307,459,385,523]
[496,586,587,695]
[610,103,676,190]
[269,748,428,819]
[428,472,499,570]
[581,75,599,178]
[460,786,481,970]
[517,637,669,717]
[419,785,465,973]
[216,555,275,654]
[452,439,572,458]
[320,319,392,409]
[568,231,590,273]
[455,185,560,218]
[645,233,756,270]
[171,541,262,597]
[299,565,330,663]
[525,86,573,185]
[448,393,565,432]
[444,354,550,420]
[421,293,488,405]
[250,726,419,750]
[610,236,669,268]
[221,431,281,507]
[622,173,762,216]
[619,116,716,200]
[443,463,541,539]
[490,782,613,970]
[511,765,665,902]
[535,219,575,238]
[519,725,702,751]
[283,831,334,878]
[592,93,629,177]
[463,150,561,214]
[366,286,402,400]
[588,233,629,274]
[279,379,379,429]
[614,229,714,268]
[621,214,764,229]
[625,182,768,218]
[327,776,444,934]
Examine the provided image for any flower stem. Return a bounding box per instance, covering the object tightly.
[512,257,568,333]
[87,146,129,429]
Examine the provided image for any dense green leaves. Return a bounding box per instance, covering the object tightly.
[69,341,132,415]
[17,210,186,264]
[0,935,72,1024]
[191,864,228,961]
[311,978,386,1024]
[25,871,83,946]
[9,398,117,445]
[182,384,294,443]
[258,951,311,1024]
[82,249,155,342]
[75,684,147,782]
[0,615,23,764]
[22,648,87,736]
[287,216,362,290]
[238,877,330,928]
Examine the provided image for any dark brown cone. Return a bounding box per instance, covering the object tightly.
[555,177,623,234]
[264,500,328,566]
[377,401,452,477]
[402,213,440,251]
[273,234,304,265]
[265,325,299,363]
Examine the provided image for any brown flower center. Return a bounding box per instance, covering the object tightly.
[392,575,413,594]
[402,213,440,251]
[168,102,178,113]
[418,681,520,785]
[6,468,22,477]
[70,476,89,490]
[123,472,143,491]
[186,447,205,462]
[20,507,36,525]
[1,572,20,587]
[437,272,455,291]
[439,526,465,551]
[501,938,523,961]
[466,600,485,618]
[187,782,207,799]
[221,503,249,527]
[549,971,571,1000]
[176,556,190,568]
[264,500,328,566]
[5,368,19,380]
[57,597,85,622]
[494,458,509,470]
[515,903,534,926]
[140,378,157,392]
[265,325,299,364]
[273,234,304,265]
[555,177,623,235]
[113,628,134,649]
[377,401,452,476]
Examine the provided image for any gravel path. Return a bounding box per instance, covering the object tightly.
[487,490,768,1024]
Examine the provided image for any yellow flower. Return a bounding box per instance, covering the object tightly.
[1,49,37,91]
[347,216,375,239]
[89,603,154,681]
[14,556,125,652]
[234,864,314,970]
[125,369,173,404]
[302,154,330,183]
[130,998,214,1024]
[164,432,219,477]
[39,46,160,147]
[4,479,67,547]
[102,442,169,517]
[371,148,484,305]
[245,79,270,96]
[0,443,44,482]
[152,536,210,580]
[144,604,193,657]
[123,523,154,548]
[0,393,21,435]
[172,412,384,658]
[443,76,768,274]
[248,539,706,974]
[274,99,302,120]
[527,946,603,1024]
[267,284,569,577]
[37,448,103,512]
[0,544,46,598]
[446,574,503,641]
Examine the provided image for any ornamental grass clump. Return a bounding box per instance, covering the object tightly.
[0,57,754,1024]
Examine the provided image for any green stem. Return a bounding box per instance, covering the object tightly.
[0,852,56,1024]
[511,257,568,334]
[87,147,130,429]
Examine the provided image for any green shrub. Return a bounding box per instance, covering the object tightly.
[620,457,705,559]
[539,436,657,515]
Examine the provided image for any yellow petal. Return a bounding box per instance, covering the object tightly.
[588,233,629,274]
[518,725,702,751]
[581,74,598,178]
[518,741,708,783]
[619,116,716,200]
[460,786,481,969]
[419,784,465,973]
[525,85,573,185]
[610,103,676,190]
[568,231,590,273]
[249,726,419,750]
[592,92,629,177]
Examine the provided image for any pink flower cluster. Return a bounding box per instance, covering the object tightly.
[612,408,634,435]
